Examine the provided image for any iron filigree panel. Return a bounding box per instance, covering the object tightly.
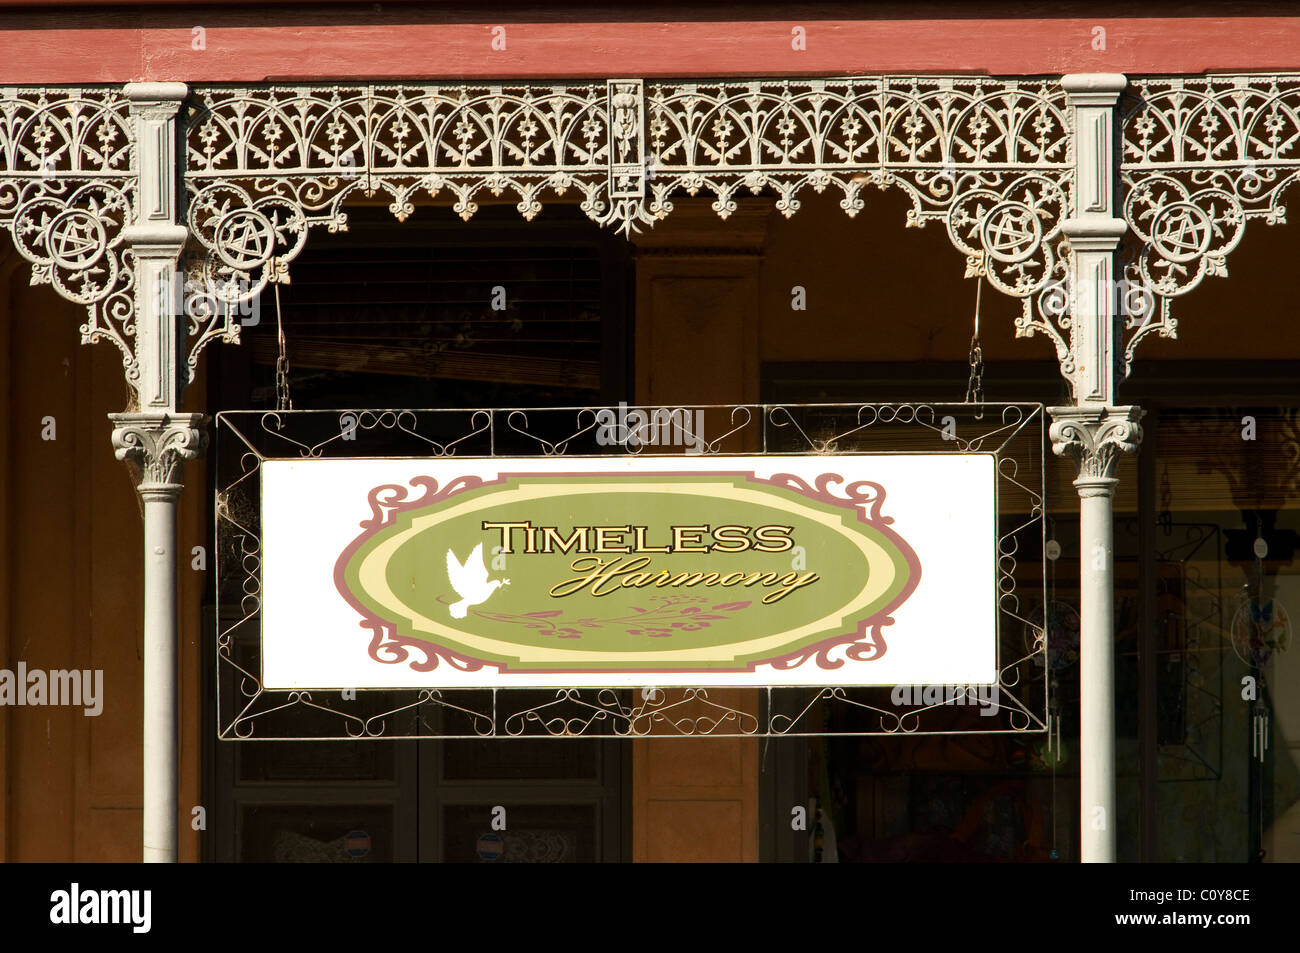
[0,88,136,382]
[183,78,1071,375]
[1120,74,1300,372]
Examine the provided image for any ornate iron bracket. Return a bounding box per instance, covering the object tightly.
[0,88,136,384]
[1120,74,1300,374]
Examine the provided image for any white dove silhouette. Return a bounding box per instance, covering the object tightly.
[445,543,509,619]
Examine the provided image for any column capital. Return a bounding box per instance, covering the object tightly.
[1048,404,1144,483]
[109,412,208,490]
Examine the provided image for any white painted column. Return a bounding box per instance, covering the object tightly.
[109,417,204,862]
[140,484,179,863]
[1050,74,1142,863]
[1049,407,1141,862]
[1078,473,1117,859]
[111,83,206,863]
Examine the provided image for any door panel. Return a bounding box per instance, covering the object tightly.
[418,736,627,863]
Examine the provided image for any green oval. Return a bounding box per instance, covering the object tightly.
[337,473,919,673]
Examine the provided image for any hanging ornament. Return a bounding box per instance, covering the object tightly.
[1230,591,1291,668]
[273,272,292,412]
[1026,600,1081,670]
[1231,520,1291,667]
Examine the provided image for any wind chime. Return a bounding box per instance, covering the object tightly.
[273,274,292,413]
[1230,516,1292,675]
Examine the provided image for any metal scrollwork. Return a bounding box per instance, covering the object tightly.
[1121,74,1300,371]
[14,183,129,301]
[943,173,1067,296]
[1124,174,1245,295]
[0,89,137,381]
[183,77,1072,372]
[24,76,1300,412]
[186,183,308,309]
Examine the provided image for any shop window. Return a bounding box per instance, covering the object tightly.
[204,204,632,862]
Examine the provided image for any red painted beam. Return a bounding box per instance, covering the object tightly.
[4,14,1300,84]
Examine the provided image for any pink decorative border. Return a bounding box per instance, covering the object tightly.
[332,470,922,676]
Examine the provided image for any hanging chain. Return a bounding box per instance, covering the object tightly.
[964,279,984,418]
[1157,465,1172,535]
[273,270,292,412]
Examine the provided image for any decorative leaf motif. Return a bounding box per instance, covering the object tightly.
[473,595,749,640]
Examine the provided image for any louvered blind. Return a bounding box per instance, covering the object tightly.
[250,240,603,391]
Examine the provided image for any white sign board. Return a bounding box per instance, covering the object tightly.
[260,454,997,688]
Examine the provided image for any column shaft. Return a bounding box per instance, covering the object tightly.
[141,485,181,863]
[1078,477,1118,862]
[1049,404,1142,863]
[111,412,206,863]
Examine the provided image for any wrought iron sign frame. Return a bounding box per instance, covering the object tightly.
[215,402,1048,740]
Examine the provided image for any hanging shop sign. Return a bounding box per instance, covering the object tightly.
[260,455,997,688]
